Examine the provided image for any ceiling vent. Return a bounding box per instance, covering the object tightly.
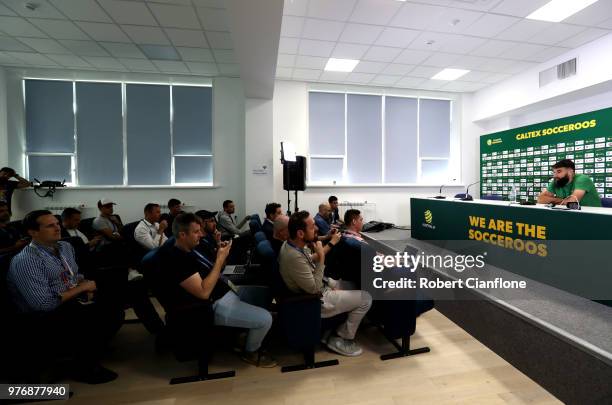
[539,58,577,88]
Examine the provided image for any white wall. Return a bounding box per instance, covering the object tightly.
[272,80,476,225]
[5,68,246,223]
[0,67,7,167]
[245,98,274,217]
[473,32,612,122]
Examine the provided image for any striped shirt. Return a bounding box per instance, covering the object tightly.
[7,241,79,313]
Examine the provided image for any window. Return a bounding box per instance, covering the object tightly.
[308,91,454,185]
[24,79,213,186]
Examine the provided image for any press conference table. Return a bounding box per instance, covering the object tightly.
[363,202,612,402]
[408,197,612,298]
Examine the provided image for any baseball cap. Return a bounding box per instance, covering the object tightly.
[98,197,116,206]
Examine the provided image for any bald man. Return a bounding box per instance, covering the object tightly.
[270,215,289,255]
[314,203,332,237]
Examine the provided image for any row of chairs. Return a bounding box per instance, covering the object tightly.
[2,212,432,385]
[139,231,432,384]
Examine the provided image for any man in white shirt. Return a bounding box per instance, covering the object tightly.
[134,203,168,250]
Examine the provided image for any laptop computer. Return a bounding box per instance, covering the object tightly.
[222,265,248,275]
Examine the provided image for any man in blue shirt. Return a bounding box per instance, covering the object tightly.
[7,210,123,384]
[314,202,332,237]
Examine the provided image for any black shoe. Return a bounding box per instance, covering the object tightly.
[72,365,118,384]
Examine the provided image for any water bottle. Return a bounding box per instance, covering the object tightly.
[509,185,517,202]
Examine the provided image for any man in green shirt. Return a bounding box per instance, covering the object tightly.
[538,159,602,207]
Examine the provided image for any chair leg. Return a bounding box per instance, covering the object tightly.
[169,357,235,385]
[380,333,430,361]
[281,348,339,373]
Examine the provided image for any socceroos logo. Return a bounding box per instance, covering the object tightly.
[424,210,433,224]
[423,210,435,229]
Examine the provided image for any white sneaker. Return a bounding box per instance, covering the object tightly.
[128,269,143,281]
[326,336,363,357]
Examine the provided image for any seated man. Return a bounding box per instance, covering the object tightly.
[159,213,276,367]
[270,215,289,256]
[336,209,434,316]
[74,204,163,335]
[160,198,183,238]
[278,211,371,357]
[262,202,282,241]
[217,200,251,239]
[61,207,102,251]
[7,210,123,384]
[314,203,332,237]
[134,203,168,250]
[0,200,28,255]
[538,158,602,207]
[195,209,221,261]
[328,195,343,225]
[93,198,141,281]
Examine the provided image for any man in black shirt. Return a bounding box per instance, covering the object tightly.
[159,213,276,367]
[0,167,31,214]
[195,210,221,261]
[328,195,343,225]
[262,202,282,241]
[159,198,183,238]
[0,201,27,255]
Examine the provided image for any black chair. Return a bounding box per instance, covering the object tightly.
[120,220,149,268]
[0,253,74,382]
[328,236,432,361]
[256,240,339,373]
[601,197,612,208]
[249,219,262,235]
[7,220,25,238]
[141,248,235,385]
[481,194,504,201]
[78,217,96,239]
[369,298,432,361]
[254,231,267,244]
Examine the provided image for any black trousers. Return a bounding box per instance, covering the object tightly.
[87,265,164,334]
[8,297,124,382]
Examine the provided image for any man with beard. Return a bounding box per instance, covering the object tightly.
[538,159,601,207]
[278,211,370,357]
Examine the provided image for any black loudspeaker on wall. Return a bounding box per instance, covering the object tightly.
[283,155,306,191]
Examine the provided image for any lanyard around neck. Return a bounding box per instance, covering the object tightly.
[287,241,316,269]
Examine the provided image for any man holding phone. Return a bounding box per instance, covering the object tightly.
[159,213,277,367]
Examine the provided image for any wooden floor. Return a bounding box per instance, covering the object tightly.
[52,309,561,405]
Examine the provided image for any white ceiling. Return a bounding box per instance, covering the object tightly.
[1,0,611,95]
[276,0,612,92]
[0,0,240,77]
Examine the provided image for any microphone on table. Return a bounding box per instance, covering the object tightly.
[460,180,480,201]
[433,178,456,199]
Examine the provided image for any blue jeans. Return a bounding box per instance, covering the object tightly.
[212,286,272,352]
